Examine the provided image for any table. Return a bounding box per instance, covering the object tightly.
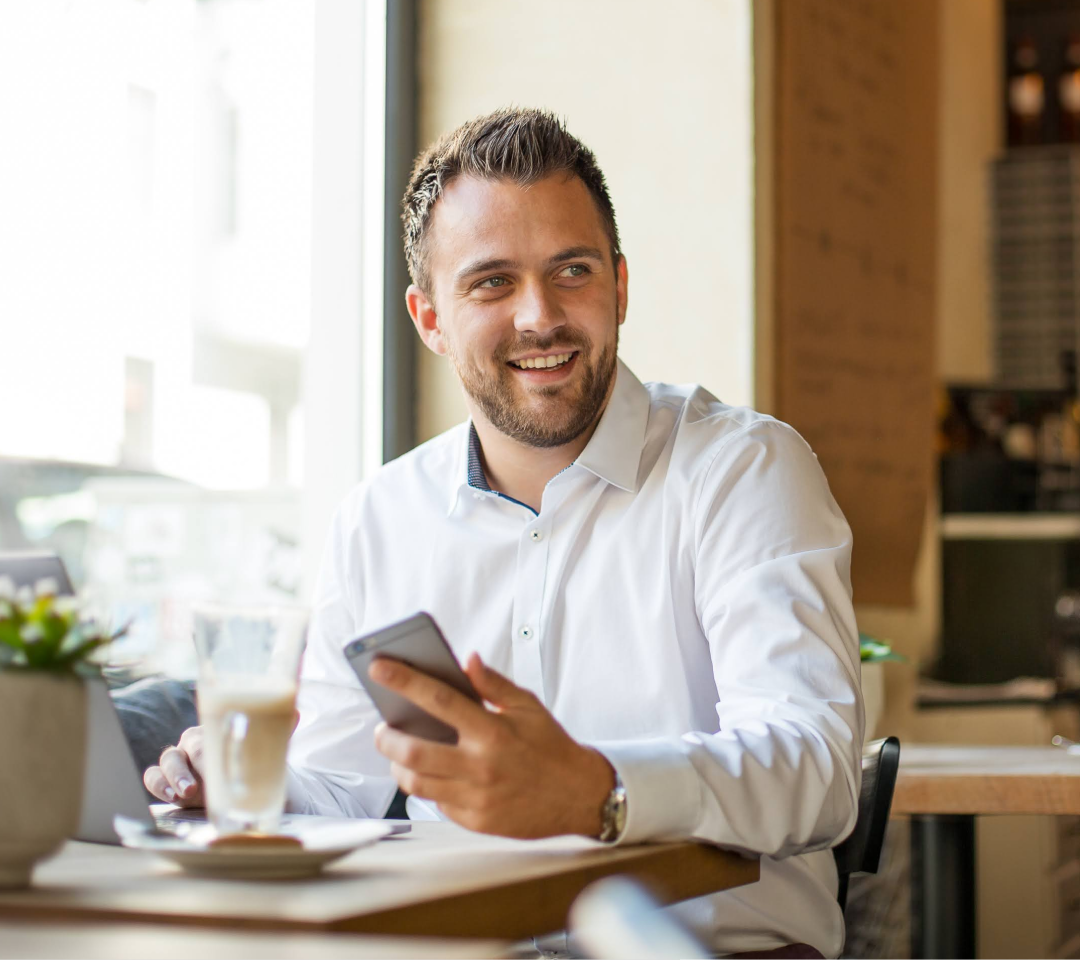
[0,921,507,960]
[893,744,1080,959]
[0,820,758,942]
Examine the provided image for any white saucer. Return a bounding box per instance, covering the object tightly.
[115,818,395,880]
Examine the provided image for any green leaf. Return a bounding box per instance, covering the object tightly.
[0,620,25,653]
[54,636,107,667]
[859,632,907,663]
[861,649,906,663]
[22,638,55,670]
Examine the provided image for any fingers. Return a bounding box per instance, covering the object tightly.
[374,722,461,777]
[147,728,206,807]
[157,746,200,802]
[142,758,203,806]
[143,764,175,803]
[368,657,489,738]
[464,653,533,708]
[389,761,471,808]
[177,727,206,780]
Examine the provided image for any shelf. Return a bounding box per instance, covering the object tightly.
[940,514,1080,540]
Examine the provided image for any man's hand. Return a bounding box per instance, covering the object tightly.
[143,726,206,807]
[370,652,616,839]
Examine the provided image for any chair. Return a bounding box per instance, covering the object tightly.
[833,736,901,911]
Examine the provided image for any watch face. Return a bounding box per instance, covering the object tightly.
[600,786,627,842]
[613,788,627,834]
[616,795,627,826]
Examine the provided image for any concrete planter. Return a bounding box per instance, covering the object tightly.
[861,660,885,744]
[0,672,86,888]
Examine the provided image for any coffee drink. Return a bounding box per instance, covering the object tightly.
[198,677,298,834]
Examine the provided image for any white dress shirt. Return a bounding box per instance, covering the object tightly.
[286,359,863,958]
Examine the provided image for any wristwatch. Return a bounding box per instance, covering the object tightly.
[598,770,627,843]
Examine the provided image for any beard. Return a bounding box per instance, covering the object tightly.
[447,324,619,449]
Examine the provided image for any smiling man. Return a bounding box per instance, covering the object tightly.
[145,108,862,958]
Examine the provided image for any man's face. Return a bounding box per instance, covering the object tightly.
[412,173,627,448]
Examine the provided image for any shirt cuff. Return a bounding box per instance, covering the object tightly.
[591,738,702,845]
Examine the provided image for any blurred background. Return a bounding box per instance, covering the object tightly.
[4,1,1080,952]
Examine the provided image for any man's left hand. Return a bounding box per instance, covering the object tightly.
[369,652,615,839]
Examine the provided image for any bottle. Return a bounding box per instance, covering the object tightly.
[1009,37,1045,147]
[1060,34,1080,143]
[1040,352,1080,465]
[1062,349,1080,462]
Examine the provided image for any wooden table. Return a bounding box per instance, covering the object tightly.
[0,820,758,943]
[0,921,507,960]
[894,745,1080,959]
[895,744,1080,816]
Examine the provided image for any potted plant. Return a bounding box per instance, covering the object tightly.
[859,633,904,743]
[0,576,125,887]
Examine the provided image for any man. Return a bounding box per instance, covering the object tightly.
[145,108,863,958]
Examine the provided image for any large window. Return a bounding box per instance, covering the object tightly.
[0,0,383,675]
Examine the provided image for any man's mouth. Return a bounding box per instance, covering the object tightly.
[507,351,577,370]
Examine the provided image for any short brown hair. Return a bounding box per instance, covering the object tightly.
[401,107,621,295]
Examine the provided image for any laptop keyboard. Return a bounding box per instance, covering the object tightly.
[153,807,209,833]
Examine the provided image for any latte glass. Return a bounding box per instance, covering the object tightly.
[192,603,308,835]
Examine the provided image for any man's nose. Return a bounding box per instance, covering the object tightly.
[513,279,566,335]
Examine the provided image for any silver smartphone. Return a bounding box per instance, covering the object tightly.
[343,612,482,744]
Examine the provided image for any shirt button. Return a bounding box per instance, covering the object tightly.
[517,625,533,641]
[529,529,543,542]
[473,492,483,501]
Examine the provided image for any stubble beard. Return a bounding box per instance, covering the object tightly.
[448,326,619,449]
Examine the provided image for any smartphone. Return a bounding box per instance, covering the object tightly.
[343,612,482,744]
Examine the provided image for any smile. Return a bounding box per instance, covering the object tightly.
[508,352,576,370]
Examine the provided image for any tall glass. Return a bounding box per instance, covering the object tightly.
[192,603,307,835]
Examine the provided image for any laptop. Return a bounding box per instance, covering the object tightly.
[0,551,410,844]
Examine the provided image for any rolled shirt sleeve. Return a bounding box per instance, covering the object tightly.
[597,420,863,857]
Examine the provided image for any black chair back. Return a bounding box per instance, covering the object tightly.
[833,736,901,911]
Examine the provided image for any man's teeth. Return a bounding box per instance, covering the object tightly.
[510,352,574,369]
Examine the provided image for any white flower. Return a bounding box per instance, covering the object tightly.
[54,596,80,616]
[14,586,32,608]
[0,577,15,601]
[19,622,43,644]
[34,578,59,598]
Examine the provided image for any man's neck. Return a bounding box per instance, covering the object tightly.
[470,414,602,513]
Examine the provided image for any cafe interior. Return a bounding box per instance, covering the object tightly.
[5,0,1080,957]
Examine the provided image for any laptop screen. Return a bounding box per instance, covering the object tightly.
[0,552,75,595]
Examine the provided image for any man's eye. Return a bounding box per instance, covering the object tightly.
[558,264,589,278]
[478,276,507,289]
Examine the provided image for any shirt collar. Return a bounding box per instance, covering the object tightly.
[574,358,651,493]
[446,358,651,514]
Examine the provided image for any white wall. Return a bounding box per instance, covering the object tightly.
[414,0,755,441]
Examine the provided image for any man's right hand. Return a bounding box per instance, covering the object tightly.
[143,726,206,807]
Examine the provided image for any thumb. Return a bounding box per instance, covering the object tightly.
[465,653,531,708]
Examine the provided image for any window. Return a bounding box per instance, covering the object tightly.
[0,0,385,675]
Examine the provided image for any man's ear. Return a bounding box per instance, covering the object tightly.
[406,284,446,356]
[615,254,629,326]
